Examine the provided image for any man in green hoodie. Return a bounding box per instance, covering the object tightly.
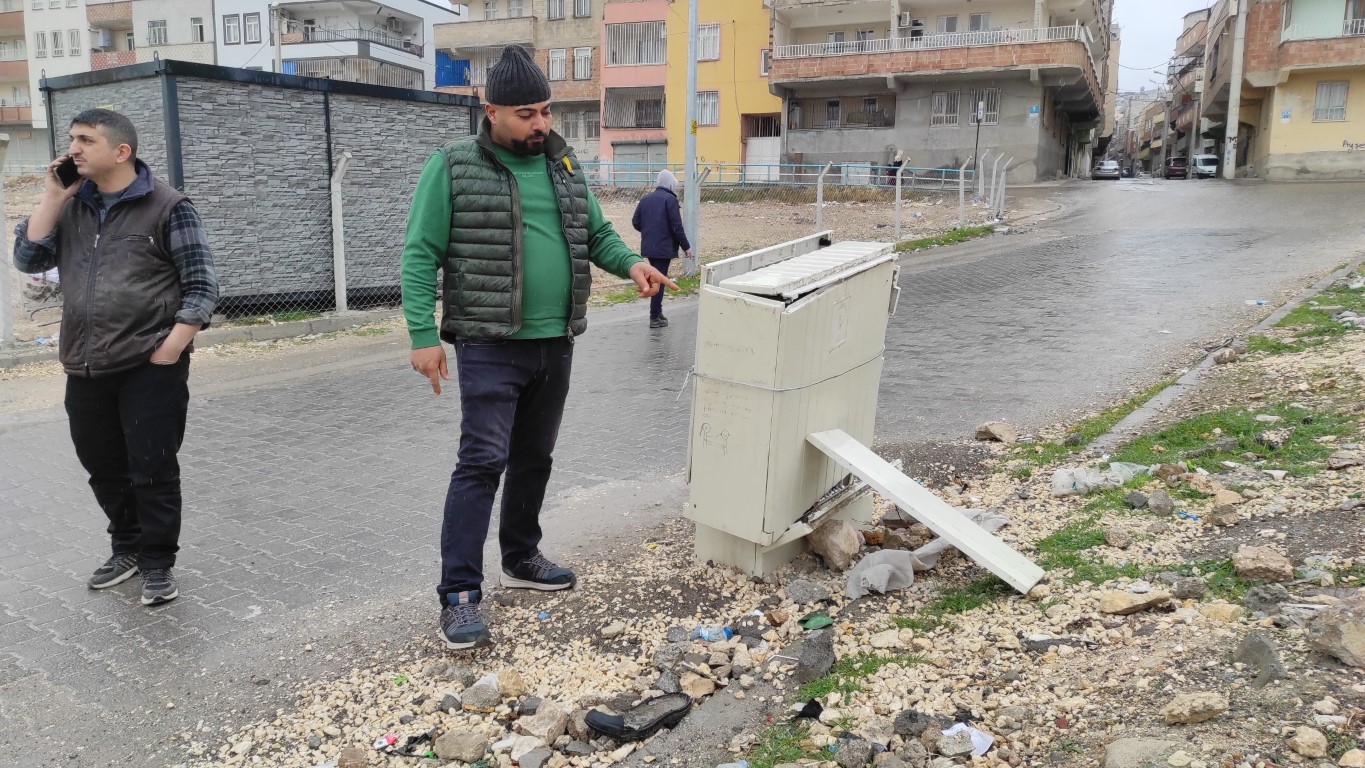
[401,44,676,649]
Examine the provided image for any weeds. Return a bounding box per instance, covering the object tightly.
[745,724,820,768]
[796,652,927,702]
[896,225,995,253]
[1013,378,1177,466]
[1033,516,1140,584]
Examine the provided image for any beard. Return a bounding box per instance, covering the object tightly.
[509,132,548,156]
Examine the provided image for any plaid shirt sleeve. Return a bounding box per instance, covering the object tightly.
[165,200,219,328]
[12,218,59,274]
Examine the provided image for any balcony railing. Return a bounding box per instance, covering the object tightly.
[773,24,1090,60]
[285,25,424,57]
[0,104,30,122]
[1282,19,1365,42]
[787,109,894,131]
[91,50,136,69]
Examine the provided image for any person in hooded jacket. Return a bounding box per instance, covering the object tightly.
[631,170,692,328]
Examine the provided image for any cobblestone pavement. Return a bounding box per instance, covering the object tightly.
[1,179,1362,767]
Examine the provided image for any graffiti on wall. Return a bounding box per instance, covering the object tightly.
[1345,140,1365,152]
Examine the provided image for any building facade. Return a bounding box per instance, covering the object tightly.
[767,0,1116,183]
[1203,0,1365,179]
[433,0,603,160]
[662,0,781,173]
[597,0,667,168]
[215,0,463,90]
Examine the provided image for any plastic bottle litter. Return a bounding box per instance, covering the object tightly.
[1245,299,1267,306]
[689,625,733,642]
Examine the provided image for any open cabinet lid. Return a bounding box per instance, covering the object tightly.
[717,241,894,299]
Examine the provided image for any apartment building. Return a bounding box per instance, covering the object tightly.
[0,0,42,168]
[216,0,464,89]
[767,0,1116,183]
[1163,8,1210,163]
[1132,97,1168,174]
[25,0,90,131]
[132,0,215,65]
[433,0,603,160]
[1202,0,1365,179]
[598,0,667,166]
[662,0,781,173]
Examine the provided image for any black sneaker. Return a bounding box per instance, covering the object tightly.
[502,552,576,591]
[440,590,492,650]
[140,568,179,605]
[649,316,668,329]
[88,553,139,590]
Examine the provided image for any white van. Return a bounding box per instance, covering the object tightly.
[1191,154,1219,179]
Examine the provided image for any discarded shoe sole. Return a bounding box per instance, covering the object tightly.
[584,692,692,741]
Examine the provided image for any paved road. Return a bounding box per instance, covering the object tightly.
[1,179,1362,767]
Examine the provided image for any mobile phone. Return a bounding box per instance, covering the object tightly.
[54,156,81,188]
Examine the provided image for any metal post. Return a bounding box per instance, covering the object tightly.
[681,0,700,276]
[1223,0,1249,179]
[976,149,990,198]
[330,150,353,313]
[814,162,833,233]
[972,100,983,183]
[893,162,909,242]
[989,153,1005,208]
[957,156,971,228]
[0,133,11,350]
[995,157,1012,219]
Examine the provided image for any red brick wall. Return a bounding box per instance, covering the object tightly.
[770,40,1101,106]
[1280,38,1365,69]
[1245,0,1284,80]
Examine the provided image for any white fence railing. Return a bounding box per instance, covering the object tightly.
[1282,19,1365,42]
[773,25,1087,59]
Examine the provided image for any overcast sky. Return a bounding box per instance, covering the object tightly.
[1114,0,1216,92]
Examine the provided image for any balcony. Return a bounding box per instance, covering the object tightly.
[87,0,132,29]
[91,50,136,69]
[283,25,425,57]
[434,16,535,50]
[0,9,23,38]
[1279,19,1365,70]
[0,103,30,122]
[603,86,664,129]
[0,58,25,78]
[786,100,895,130]
[1176,18,1208,58]
[770,26,1103,113]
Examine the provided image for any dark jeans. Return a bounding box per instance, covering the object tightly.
[64,353,191,570]
[438,337,573,604]
[648,257,672,319]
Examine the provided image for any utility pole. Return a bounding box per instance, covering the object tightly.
[273,4,284,73]
[972,100,983,179]
[681,0,700,276]
[1222,0,1249,179]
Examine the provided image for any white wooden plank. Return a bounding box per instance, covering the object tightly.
[806,429,1044,594]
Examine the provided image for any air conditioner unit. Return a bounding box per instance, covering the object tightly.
[897,12,912,27]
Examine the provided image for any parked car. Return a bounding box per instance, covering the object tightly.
[1165,157,1189,179]
[1191,154,1219,179]
[1092,160,1122,180]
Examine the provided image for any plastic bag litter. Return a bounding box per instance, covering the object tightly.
[942,723,994,757]
[844,508,1010,599]
[1050,462,1148,497]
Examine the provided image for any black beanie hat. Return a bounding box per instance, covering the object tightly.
[486,45,552,107]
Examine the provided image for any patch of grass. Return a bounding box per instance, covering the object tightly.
[796,652,928,702]
[596,274,704,307]
[1011,466,1033,480]
[351,325,391,337]
[1331,563,1365,585]
[1034,516,1140,584]
[1156,559,1256,601]
[745,724,821,768]
[1327,729,1362,760]
[891,615,942,632]
[1014,378,1178,466]
[1111,404,1358,476]
[896,225,996,253]
[1245,333,1306,357]
[1056,739,1085,755]
[271,310,322,323]
[1036,517,1108,554]
[926,575,1013,614]
[1275,282,1365,338]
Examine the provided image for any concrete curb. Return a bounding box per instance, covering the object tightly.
[1088,257,1364,454]
[0,308,401,371]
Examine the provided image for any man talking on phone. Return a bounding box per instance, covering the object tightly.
[11,108,218,606]
[401,45,676,649]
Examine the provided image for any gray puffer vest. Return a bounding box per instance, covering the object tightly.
[437,119,593,342]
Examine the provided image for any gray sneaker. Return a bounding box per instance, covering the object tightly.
[88,553,139,590]
[502,552,577,591]
[140,568,179,605]
[440,590,492,650]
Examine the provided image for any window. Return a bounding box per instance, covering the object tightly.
[125,31,135,50]
[585,110,600,139]
[862,96,879,114]
[31,0,41,10]
[508,0,523,16]
[68,28,79,55]
[66,0,76,5]
[549,0,564,19]
[969,13,990,32]
[605,21,666,66]
[759,48,770,76]
[698,23,720,60]
[560,110,580,139]
[936,16,958,34]
[548,48,566,80]
[191,17,205,43]
[1282,1,1292,31]
[243,13,261,44]
[635,98,663,127]
[50,29,61,56]
[1313,81,1348,121]
[148,20,168,46]
[825,99,840,127]
[33,31,44,58]
[47,0,58,8]
[931,90,959,126]
[696,91,718,126]
[483,1,498,20]
[223,15,241,44]
[573,0,589,18]
[573,46,591,79]
[969,88,1000,125]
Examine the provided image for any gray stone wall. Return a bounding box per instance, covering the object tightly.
[46,72,475,306]
[49,78,168,175]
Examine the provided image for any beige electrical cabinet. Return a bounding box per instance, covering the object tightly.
[686,233,900,575]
